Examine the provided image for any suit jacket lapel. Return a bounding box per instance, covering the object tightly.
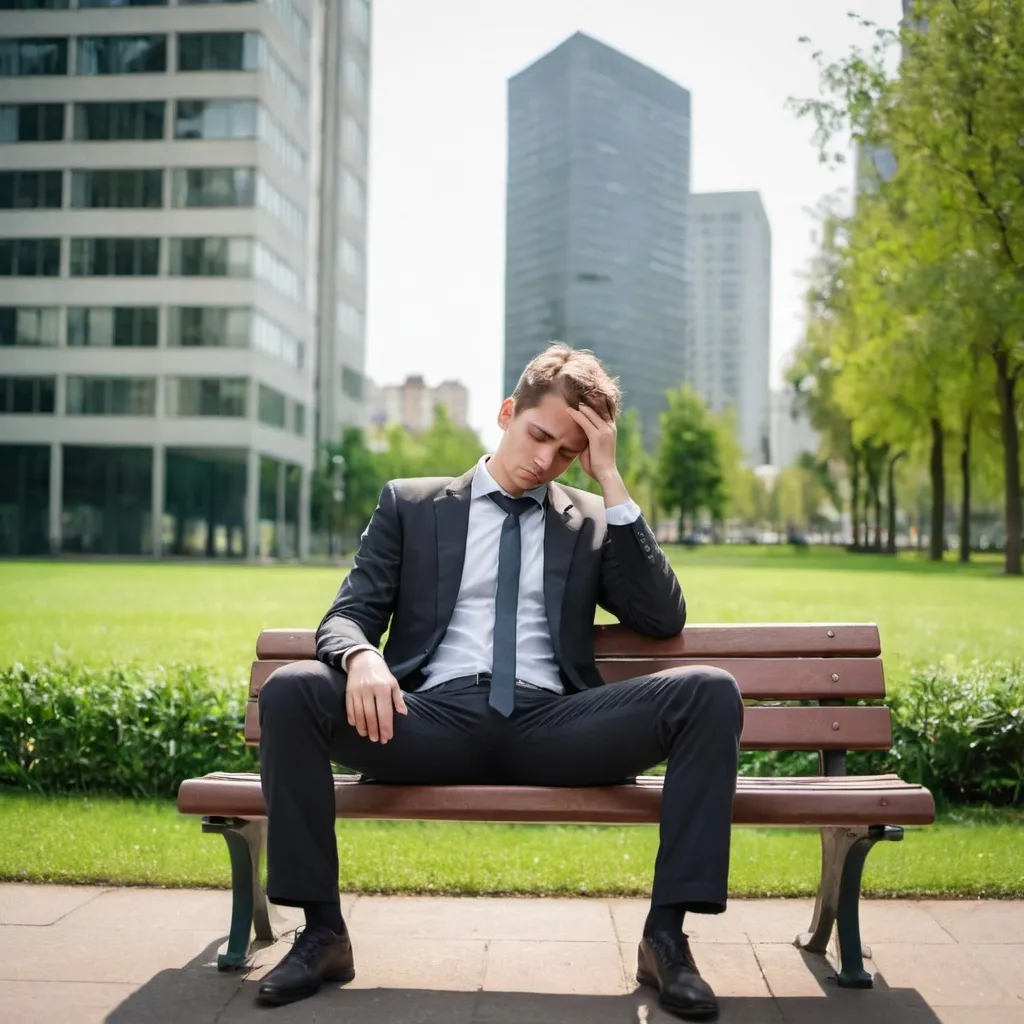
[433,467,475,638]
[543,481,582,658]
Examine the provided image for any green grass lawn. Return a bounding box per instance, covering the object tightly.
[0,793,1020,897]
[2,548,1021,678]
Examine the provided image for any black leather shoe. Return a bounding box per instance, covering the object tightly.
[256,925,355,1007]
[637,930,718,1021]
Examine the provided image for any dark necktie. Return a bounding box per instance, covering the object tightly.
[486,491,539,717]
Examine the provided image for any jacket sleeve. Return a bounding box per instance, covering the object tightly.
[315,481,402,669]
[597,514,686,639]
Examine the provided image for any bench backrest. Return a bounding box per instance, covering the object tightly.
[246,623,889,773]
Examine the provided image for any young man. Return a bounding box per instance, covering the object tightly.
[257,344,743,1021]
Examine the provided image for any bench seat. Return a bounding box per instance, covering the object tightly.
[179,771,936,827]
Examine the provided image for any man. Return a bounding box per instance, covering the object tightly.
[257,344,743,1021]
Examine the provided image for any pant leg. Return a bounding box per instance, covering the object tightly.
[501,666,744,912]
[258,660,495,905]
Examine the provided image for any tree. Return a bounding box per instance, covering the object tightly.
[711,408,757,527]
[656,386,725,537]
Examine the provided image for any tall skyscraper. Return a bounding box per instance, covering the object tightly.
[690,191,771,464]
[0,0,371,559]
[503,32,691,441]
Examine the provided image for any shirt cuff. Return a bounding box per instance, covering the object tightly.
[340,644,382,672]
[605,499,642,526]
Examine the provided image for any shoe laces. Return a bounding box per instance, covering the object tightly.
[650,930,699,973]
[286,925,335,967]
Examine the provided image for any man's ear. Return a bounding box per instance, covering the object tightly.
[497,397,515,431]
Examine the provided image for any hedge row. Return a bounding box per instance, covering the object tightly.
[1,660,1021,804]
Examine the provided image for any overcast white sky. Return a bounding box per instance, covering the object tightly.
[363,0,903,446]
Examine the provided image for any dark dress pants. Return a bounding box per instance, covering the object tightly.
[258,661,744,912]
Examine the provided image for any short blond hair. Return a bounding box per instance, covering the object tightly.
[511,343,621,420]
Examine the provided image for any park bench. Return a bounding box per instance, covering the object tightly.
[177,621,935,987]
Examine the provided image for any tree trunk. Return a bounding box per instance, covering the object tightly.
[959,414,971,564]
[993,345,1022,576]
[886,451,905,555]
[849,451,862,548]
[929,417,945,562]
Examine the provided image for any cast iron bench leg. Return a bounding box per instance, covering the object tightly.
[796,824,904,988]
[202,816,276,971]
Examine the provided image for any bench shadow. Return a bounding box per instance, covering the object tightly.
[104,938,943,1024]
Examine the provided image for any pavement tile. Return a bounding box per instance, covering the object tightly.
[222,986,479,1023]
[753,941,843,998]
[731,899,818,944]
[348,895,616,942]
[0,884,108,926]
[920,900,1024,944]
[619,940,770,999]
[0,980,138,1024]
[483,939,626,995]
[963,943,1024,1001]
[869,942,1019,1006]
[0,924,228,985]
[857,900,959,945]
[608,898,749,943]
[931,1009,1024,1024]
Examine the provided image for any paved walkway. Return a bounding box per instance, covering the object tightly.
[0,886,1021,1022]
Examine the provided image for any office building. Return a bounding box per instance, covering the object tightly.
[367,374,470,435]
[769,388,818,468]
[0,0,371,559]
[503,32,691,442]
[690,190,771,464]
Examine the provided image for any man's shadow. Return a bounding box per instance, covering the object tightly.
[104,934,942,1023]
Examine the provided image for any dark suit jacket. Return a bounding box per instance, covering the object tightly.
[315,466,686,693]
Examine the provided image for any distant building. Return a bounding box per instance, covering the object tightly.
[503,32,691,443]
[368,375,470,434]
[690,191,771,464]
[769,389,819,468]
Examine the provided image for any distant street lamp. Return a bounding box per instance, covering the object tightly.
[330,453,346,557]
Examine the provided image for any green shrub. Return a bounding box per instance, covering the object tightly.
[1,659,1021,804]
[0,662,256,798]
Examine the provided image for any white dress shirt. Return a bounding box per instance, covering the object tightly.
[343,456,641,693]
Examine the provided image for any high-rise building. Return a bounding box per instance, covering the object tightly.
[0,0,371,559]
[503,32,691,442]
[367,374,470,435]
[690,190,771,464]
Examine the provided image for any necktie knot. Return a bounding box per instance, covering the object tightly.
[487,492,539,518]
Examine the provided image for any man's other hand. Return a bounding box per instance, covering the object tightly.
[345,649,407,743]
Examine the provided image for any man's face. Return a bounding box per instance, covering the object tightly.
[494,392,589,491]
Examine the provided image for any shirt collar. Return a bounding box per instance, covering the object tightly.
[473,455,547,507]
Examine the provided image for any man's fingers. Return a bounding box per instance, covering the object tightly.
[393,683,408,716]
[345,687,355,728]
[375,690,395,743]
[361,690,379,742]
[350,689,368,737]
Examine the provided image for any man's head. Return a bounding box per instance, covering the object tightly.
[489,343,621,495]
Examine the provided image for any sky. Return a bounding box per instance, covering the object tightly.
[363,0,903,447]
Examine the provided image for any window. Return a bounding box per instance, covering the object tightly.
[67,307,158,347]
[167,377,247,417]
[257,108,305,174]
[174,99,257,139]
[0,39,68,76]
[0,1,69,11]
[348,0,370,43]
[338,238,363,281]
[0,307,60,347]
[172,167,254,207]
[263,45,304,111]
[253,243,300,302]
[77,35,166,75]
[252,312,302,367]
[0,376,56,414]
[0,171,62,209]
[340,168,366,222]
[66,377,156,415]
[341,114,367,165]
[168,307,250,348]
[71,169,163,208]
[0,239,61,277]
[0,103,64,142]
[342,56,367,105]
[258,384,286,428]
[256,174,304,236]
[70,238,160,276]
[169,237,252,277]
[74,101,165,141]
[177,32,261,72]
[336,300,363,338]
[292,401,305,436]
[341,366,364,400]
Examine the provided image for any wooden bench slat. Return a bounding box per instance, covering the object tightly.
[248,656,885,700]
[254,623,882,661]
[242,700,891,751]
[177,771,936,827]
